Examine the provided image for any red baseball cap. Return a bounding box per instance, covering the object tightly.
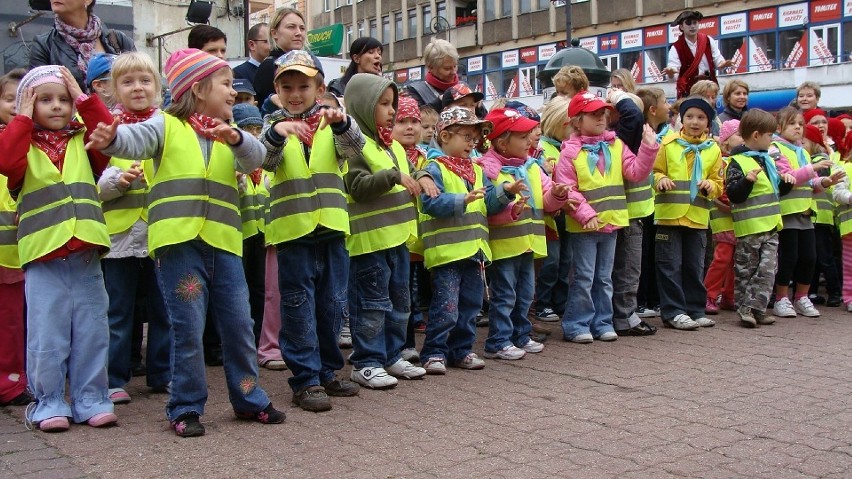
[804,124,827,149]
[485,108,539,140]
[568,91,614,118]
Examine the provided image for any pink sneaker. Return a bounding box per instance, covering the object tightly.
[87,412,118,428]
[38,416,70,432]
[705,298,719,315]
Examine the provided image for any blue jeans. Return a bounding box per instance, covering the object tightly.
[486,252,535,353]
[562,231,617,339]
[277,237,348,393]
[103,257,172,389]
[421,259,482,363]
[536,218,572,315]
[25,250,114,423]
[155,240,270,421]
[349,245,410,369]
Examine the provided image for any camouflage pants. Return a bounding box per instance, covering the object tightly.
[734,231,779,313]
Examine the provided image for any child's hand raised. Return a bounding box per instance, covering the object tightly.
[697,179,713,196]
[320,107,346,127]
[464,187,485,204]
[657,177,676,191]
[399,173,422,196]
[512,195,531,216]
[118,161,143,189]
[745,168,762,182]
[813,159,833,172]
[782,173,796,184]
[504,179,528,196]
[551,182,572,197]
[85,117,120,151]
[59,66,83,101]
[17,87,34,119]
[204,118,241,145]
[829,169,847,185]
[641,124,657,146]
[417,176,439,198]
[583,216,600,230]
[273,120,309,139]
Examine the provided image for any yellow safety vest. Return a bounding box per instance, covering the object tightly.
[489,164,546,260]
[239,178,263,239]
[147,113,243,256]
[837,162,852,236]
[709,158,734,234]
[728,154,782,237]
[772,141,814,216]
[265,124,348,244]
[418,160,490,269]
[16,135,109,265]
[813,151,840,226]
[0,175,20,269]
[346,137,417,257]
[654,137,719,227]
[538,139,561,233]
[568,140,629,233]
[101,157,149,235]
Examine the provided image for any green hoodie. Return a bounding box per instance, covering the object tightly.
[342,73,402,202]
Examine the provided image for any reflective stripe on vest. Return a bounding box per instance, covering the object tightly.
[147,114,242,256]
[773,141,813,216]
[0,174,19,268]
[729,154,782,237]
[239,180,263,239]
[839,162,852,236]
[625,176,654,219]
[489,165,546,260]
[654,137,721,226]
[102,157,149,235]
[709,206,733,234]
[16,135,109,265]
[418,161,491,269]
[568,140,628,233]
[345,138,417,256]
[266,124,349,244]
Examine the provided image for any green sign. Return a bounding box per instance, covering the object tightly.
[308,24,344,57]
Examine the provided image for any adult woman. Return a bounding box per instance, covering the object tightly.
[403,39,460,111]
[718,79,749,122]
[252,7,307,105]
[610,68,637,93]
[327,37,383,98]
[30,0,134,91]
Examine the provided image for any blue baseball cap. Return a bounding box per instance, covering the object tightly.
[232,103,263,128]
[233,78,256,96]
[86,53,116,88]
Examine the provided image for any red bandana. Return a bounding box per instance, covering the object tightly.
[426,72,459,92]
[188,113,222,141]
[31,121,85,169]
[404,145,424,169]
[282,112,322,146]
[378,126,395,148]
[435,154,475,184]
[116,106,157,125]
[249,168,262,186]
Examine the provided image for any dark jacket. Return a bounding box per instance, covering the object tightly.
[725,145,792,204]
[232,61,260,85]
[253,49,286,106]
[718,106,746,123]
[29,27,135,91]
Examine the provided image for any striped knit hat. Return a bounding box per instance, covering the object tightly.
[16,65,65,111]
[165,48,229,102]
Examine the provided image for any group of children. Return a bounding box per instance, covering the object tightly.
[1,46,850,439]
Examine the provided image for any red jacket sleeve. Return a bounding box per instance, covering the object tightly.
[0,116,35,192]
[76,94,113,176]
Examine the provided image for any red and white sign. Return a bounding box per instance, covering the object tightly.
[621,29,642,49]
[644,25,667,47]
[538,44,557,61]
[408,67,421,81]
[749,37,774,72]
[810,0,841,23]
[698,17,719,36]
[642,51,664,82]
[779,3,808,28]
[599,34,619,52]
[750,8,777,30]
[721,13,747,35]
[726,38,747,73]
[578,37,598,53]
[810,29,836,65]
[629,55,642,82]
[502,50,519,68]
[668,24,682,44]
[520,47,538,64]
[784,31,808,68]
[519,69,535,96]
[468,56,483,72]
[395,70,408,83]
[845,0,852,17]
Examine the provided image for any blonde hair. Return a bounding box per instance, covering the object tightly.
[690,80,719,98]
[540,95,571,141]
[797,81,821,99]
[423,39,458,70]
[420,104,438,122]
[165,75,213,120]
[269,8,308,48]
[636,86,666,120]
[111,52,163,107]
[722,79,749,109]
[610,68,637,93]
[552,66,589,97]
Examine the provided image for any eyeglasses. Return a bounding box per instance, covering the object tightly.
[451,132,482,145]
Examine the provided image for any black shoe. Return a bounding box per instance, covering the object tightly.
[616,321,658,337]
[292,386,332,412]
[1,391,33,407]
[235,403,285,424]
[131,362,147,377]
[530,332,548,343]
[321,379,360,397]
[827,295,843,307]
[809,294,827,305]
[171,412,205,437]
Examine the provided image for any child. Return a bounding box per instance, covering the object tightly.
[653,96,724,330]
[770,108,836,319]
[418,106,508,373]
[233,79,257,105]
[725,109,795,327]
[0,68,30,408]
[86,53,116,106]
[480,107,569,357]
[704,119,741,315]
[419,104,438,148]
[0,65,117,432]
[831,142,852,311]
[552,65,589,98]
[689,80,721,137]
[342,73,436,388]
[89,48,284,436]
[440,83,484,112]
[555,92,658,342]
[260,50,360,410]
[98,52,172,405]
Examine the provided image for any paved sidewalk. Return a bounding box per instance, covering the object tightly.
[2,309,852,478]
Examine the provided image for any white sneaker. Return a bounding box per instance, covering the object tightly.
[664,313,700,330]
[386,359,426,379]
[847,302,852,313]
[422,357,447,375]
[793,296,820,317]
[350,367,398,389]
[400,347,420,363]
[454,352,485,370]
[483,345,526,360]
[568,333,594,343]
[522,339,545,353]
[338,319,352,348]
[773,297,798,318]
[596,331,618,341]
[260,359,288,371]
[693,316,716,327]
[535,307,560,322]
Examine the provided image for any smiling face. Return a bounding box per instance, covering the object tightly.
[355,47,383,75]
[193,67,236,119]
[682,107,709,137]
[0,82,18,125]
[32,82,73,131]
[374,87,396,129]
[797,88,818,111]
[115,70,157,112]
[439,125,482,158]
[495,130,533,159]
[274,71,321,115]
[272,13,306,51]
[431,57,458,83]
[393,117,422,148]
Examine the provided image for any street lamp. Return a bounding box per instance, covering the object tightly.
[145,0,214,70]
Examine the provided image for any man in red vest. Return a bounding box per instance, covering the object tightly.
[663,10,732,98]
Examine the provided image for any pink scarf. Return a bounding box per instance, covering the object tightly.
[54,14,104,76]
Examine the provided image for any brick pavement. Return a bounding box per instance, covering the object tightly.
[2,309,852,478]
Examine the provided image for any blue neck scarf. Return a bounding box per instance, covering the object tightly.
[773,139,807,169]
[675,138,716,200]
[742,151,780,194]
[582,141,612,177]
[542,136,562,149]
[500,157,539,209]
[656,124,671,144]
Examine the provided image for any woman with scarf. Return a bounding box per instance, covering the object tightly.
[403,39,463,112]
[30,0,135,92]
